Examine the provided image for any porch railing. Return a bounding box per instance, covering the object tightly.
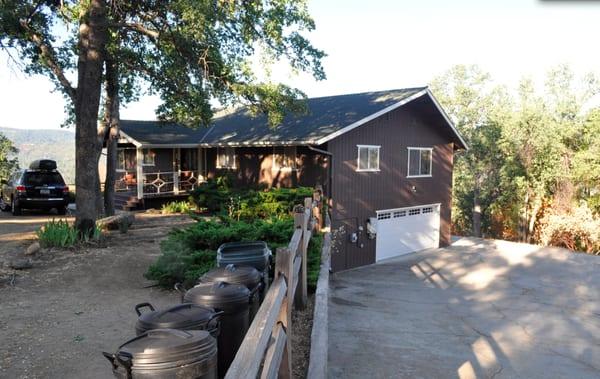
[115,171,203,197]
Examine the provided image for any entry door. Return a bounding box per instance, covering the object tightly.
[375,204,441,261]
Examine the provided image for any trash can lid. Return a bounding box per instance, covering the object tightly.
[108,329,216,369]
[135,303,219,332]
[201,264,262,289]
[183,281,250,310]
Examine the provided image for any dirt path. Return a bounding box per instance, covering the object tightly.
[0,209,73,237]
[0,213,194,379]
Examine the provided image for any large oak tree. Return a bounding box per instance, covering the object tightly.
[1,0,325,229]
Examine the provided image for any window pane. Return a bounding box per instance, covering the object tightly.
[409,150,420,176]
[368,147,379,170]
[420,150,431,175]
[358,147,369,170]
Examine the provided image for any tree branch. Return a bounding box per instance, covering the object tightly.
[119,22,159,40]
[18,19,76,102]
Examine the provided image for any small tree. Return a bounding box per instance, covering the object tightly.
[0,132,19,182]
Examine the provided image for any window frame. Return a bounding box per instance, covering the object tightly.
[356,145,381,172]
[116,148,136,172]
[142,149,156,166]
[216,146,237,169]
[272,146,297,171]
[407,147,433,178]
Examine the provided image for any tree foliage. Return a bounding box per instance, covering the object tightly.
[432,64,600,253]
[0,0,325,228]
[0,132,18,183]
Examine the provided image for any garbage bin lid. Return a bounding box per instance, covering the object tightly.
[183,281,250,309]
[201,264,262,289]
[135,303,219,332]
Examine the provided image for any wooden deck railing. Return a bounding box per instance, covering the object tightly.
[226,191,323,379]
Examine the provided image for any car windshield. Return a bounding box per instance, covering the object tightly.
[23,172,65,186]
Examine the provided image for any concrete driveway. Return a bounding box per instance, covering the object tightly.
[328,237,600,379]
[0,209,72,238]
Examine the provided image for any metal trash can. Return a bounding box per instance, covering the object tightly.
[217,241,272,295]
[103,329,217,379]
[133,302,222,338]
[200,264,262,322]
[182,281,250,378]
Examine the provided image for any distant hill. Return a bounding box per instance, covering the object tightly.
[0,127,76,184]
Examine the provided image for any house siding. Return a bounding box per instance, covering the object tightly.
[205,146,329,190]
[328,100,455,272]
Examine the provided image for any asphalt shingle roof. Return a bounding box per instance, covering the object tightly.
[120,87,430,146]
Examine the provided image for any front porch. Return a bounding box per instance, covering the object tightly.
[114,145,206,200]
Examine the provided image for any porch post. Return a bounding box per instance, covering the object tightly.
[173,148,180,195]
[136,147,144,199]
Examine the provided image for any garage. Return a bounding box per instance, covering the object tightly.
[375,203,441,261]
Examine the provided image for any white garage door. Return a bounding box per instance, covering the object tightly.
[375,203,441,261]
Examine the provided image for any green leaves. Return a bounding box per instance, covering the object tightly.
[0,132,18,183]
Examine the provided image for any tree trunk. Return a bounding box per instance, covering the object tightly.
[103,57,120,216]
[472,185,482,238]
[74,0,108,234]
[528,196,542,244]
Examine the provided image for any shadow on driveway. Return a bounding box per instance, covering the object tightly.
[328,237,600,378]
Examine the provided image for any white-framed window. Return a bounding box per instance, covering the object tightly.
[357,145,380,172]
[216,147,236,169]
[117,148,136,171]
[273,146,297,170]
[142,149,156,166]
[407,147,432,177]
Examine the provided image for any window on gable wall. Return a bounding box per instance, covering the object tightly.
[217,147,236,169]
[273,146,297,170]
[407,147,432,177]
[357,145,380,171]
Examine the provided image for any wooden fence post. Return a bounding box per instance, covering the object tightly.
[275,247,293,379]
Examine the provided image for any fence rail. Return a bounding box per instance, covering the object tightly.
[226,189,323,379]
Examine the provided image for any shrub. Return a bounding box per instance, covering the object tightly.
[161,200,194,214]
[145,217,295,288]
[189,176,313,220]
[539,203,600,254]
[36,219,101,248]
[307,233,323,290]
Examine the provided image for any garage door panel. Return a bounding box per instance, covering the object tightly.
[376,204,440,261]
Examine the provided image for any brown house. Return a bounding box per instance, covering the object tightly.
[115,87,467,271]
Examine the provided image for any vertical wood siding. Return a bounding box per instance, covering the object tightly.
[205,146,328,189]
[328,98,456,272]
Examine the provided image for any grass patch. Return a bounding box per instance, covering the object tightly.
[36,219,101,248]
[161,200,194,214]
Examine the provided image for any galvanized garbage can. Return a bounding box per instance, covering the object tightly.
[200,264,262,322]
[182,281,250,378]
[133,302,222,338]
[103,329,217,379]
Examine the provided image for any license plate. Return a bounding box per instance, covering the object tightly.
[40,189,50,195]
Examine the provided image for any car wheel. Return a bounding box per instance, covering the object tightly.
[57,206,67,215]
[11,197,21,216]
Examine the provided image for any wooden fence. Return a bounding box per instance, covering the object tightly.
[225,191,323,379]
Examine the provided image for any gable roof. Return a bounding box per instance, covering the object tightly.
[119,87,468,149]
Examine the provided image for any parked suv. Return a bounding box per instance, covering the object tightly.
[0,159,69,216]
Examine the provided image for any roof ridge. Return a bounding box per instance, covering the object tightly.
[303,86,428,101]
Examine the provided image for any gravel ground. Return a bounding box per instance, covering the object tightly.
[0,213,193,379]
[292,294,315,379]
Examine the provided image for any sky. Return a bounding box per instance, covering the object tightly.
[1,0,600,130]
